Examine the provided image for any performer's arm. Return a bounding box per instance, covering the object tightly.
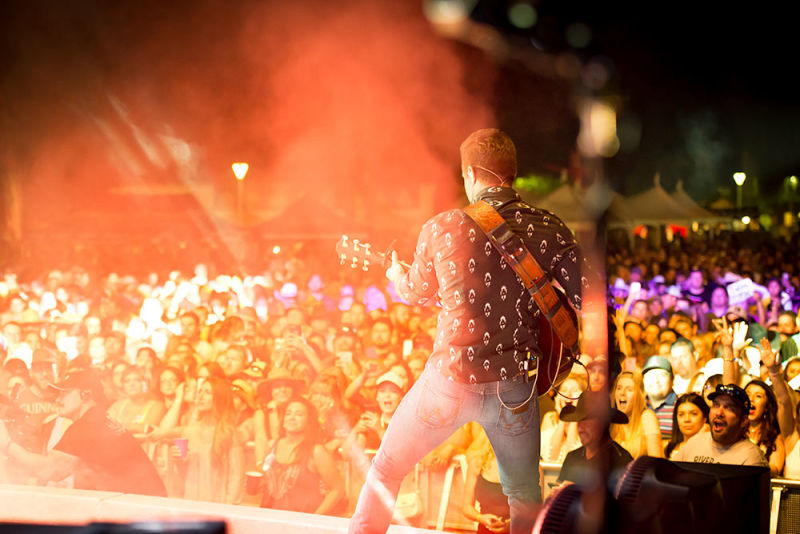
[387,217,441,305]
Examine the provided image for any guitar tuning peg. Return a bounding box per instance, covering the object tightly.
[350,257,359,269]
[352,239,360,249]
[362,259,370,272]
[340,254,346,265]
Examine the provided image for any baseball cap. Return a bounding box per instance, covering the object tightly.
[665,285,682,298]
[560,391,628,424]
[50,369,106,403]
[708,384,751,412]
[376,370,407,392]
[725,305,749,322]
[642,355,672,376]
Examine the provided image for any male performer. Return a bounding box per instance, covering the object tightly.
[348,128,589,534]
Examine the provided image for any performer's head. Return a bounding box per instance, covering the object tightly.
[460,128,517,201]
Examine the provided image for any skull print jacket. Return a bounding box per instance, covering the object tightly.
[393,186,589,384]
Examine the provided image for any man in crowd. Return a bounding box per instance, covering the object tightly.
[672,383,767,467]
[642,356,677,440]
[668,337,699,395]
[557,390,633,487]
[777,311,799,360]
[367,318,400,369]
[348,128,589,534]
[0,369,167,496]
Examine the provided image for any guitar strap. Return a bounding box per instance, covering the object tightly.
[462,201,581,373]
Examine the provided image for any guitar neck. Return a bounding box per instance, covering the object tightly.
[336,235,411,271]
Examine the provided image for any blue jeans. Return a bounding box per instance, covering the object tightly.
[348,363,541,534]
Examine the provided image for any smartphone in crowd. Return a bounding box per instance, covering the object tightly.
[629,281,641,300]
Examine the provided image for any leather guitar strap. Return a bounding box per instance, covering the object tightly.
[462,200,580,358]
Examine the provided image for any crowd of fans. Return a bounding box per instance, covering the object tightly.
[1,232,799,529]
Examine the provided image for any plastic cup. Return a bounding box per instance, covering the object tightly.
[173,438,188,459]
[245,471,263,494]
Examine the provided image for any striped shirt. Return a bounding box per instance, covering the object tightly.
[647,390,677,441]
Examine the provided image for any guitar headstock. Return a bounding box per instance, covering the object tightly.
[336,235,384,272]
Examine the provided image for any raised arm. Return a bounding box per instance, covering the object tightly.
[760,337,796,439]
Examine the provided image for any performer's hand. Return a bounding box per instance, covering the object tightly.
[385,251,405,285]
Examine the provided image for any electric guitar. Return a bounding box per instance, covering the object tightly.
[335,235,577,396]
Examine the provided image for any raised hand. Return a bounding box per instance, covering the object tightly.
[731,320,752,354]
[712,317,733,347]
[759,337,779,371]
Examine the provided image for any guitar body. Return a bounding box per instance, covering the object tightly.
[531,287,579,397]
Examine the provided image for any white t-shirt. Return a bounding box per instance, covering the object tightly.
[672,431,767,467]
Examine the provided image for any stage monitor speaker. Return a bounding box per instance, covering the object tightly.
[533,457,769,534]
[770,478,800,534]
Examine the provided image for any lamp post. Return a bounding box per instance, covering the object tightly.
[232,162,249,223]
[789,175,798,219]
[733,172,746,211]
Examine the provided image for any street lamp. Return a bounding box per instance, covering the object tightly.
[232,162,249,223]
[732,172,746,210]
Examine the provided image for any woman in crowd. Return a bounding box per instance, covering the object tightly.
[158,365,185,411]
[308,371,353,455]
[462,428,509,534]
[197,361,226,381]
[665,392,709,459]
[135,346,162,391]
[744,379,785,476]
[151,365,187,496]
[610,370,663,458]
[180,376,244,503]
[107,365,165,435]
[540,374,586,463]
[254,367,306,462]
[260,397,344,515]
[107,360,129,401]
[343,369,406,454]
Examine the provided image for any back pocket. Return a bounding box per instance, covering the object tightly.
[415,382,463,430]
